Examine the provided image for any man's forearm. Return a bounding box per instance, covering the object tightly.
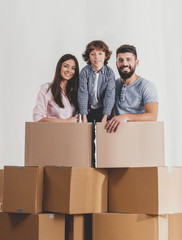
[125,112,157,122]
[106,102,158,133]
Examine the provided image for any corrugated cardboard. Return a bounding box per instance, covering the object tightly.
[109,167,182,214]
[0,213,65,240]
[25,122,92,167]
[43,166,108,214]
[3,166,44,214]
[92,213,168,240]
[96,122,165,168]
[0,169,3,203]
[168,213,182,239]
[65,214,92,240]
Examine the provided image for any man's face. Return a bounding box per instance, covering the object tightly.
[116,52,139,79]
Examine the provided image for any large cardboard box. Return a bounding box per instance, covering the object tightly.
[109,167,182,214]
[168,213,182,239]
[3,166,43,214]
[43,166,108,214]
[65,214,92,240]
[92,213,168,240]
[0,213,65,240]
[0,169,3,203]
[25,122,92,167]
[96,122,165,168]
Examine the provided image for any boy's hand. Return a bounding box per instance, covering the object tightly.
[101,115,108,123]
[82,114,88,123]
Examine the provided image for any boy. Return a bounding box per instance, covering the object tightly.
[78,40,115,123]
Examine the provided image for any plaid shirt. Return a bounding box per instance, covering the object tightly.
[78,65,115,115]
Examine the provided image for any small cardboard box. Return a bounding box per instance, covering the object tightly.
[168,213,182,239]
[3,166,44,214]
[25,122,92,167]
[65,214,92,240]
[43,166,108,214]
[109,167,182,214]
[0,169,3,203]
[96,122,165,168]
[0,213,65,240]
[92,213,168,240]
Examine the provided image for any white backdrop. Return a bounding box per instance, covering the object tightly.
[1,0,182,168]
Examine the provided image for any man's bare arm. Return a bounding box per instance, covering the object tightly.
[106,102,158,133]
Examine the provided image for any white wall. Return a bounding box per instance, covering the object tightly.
[1,0,182,168]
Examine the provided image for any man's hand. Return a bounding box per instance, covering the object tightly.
[106,114,129,133]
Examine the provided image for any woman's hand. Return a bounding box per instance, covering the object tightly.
[67,116,78,122]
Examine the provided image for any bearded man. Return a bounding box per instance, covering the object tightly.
[106,44,158,132]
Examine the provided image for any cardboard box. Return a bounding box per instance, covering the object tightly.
[109,167,182,214]
[25,122,92,167]
[0,212,65,240]
[168,213,182,239]
[96,122,165,168]
[43,166,108,214]
[92,213,168,240]
[0,169,3,203]
[65,214,92,240]
[3,166,43,214]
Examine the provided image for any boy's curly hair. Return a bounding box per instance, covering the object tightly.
[82,40,112,65]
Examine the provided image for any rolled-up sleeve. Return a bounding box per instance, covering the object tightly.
[33,84,49,122]
[103,69,115,115]
[78,68,89,115]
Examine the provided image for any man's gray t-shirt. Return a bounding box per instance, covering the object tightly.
[115,76,158,115]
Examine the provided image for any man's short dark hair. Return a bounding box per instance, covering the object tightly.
[116,44,137,59]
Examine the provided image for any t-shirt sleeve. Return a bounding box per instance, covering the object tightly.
[142,81,158,105]
[33,84,49,122]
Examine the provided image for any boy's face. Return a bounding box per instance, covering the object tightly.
[89,49,106,72]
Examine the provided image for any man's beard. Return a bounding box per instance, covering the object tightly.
[118,65,136,80]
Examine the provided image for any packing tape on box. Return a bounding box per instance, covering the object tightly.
[168,167,173,173]
[17,208,23,213]
[18,166,25,170]
[94,123,97,168]
[49,214,55,219]
[78,114,82,123]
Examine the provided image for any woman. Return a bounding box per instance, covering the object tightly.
[33,54,79,122]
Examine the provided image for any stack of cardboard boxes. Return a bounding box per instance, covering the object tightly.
[0,169,3,212]
[0,165,107,239]
[0,121,182,239]
[93,122,182,240]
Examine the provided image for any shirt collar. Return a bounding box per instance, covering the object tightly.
[89,64,106,74]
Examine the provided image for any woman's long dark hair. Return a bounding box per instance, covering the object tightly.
[48,54,79,111]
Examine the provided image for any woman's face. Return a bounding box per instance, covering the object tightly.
[60,59,76,81]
